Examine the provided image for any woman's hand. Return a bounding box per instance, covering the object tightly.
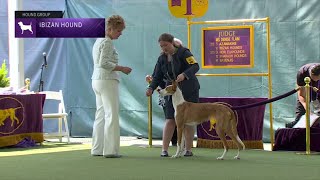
[176,73,185,82]
[121,66,132,75]
[145,75,153,83]
[146,88,153,96]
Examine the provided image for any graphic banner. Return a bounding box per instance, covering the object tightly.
[15,18,105,38]
[15,11,64,18]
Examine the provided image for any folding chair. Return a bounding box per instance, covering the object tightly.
[42,90,70,143]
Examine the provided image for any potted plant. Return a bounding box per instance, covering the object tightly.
[0,60,10,88]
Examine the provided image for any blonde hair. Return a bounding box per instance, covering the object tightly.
[106,15,125,30]
[173,38,183,47]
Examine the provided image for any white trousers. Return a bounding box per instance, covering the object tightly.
[91,79,120,156]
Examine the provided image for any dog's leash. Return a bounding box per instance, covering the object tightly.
[168,55,182,88]
[231,87,300,110]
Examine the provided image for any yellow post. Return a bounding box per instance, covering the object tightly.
[187,17,192,50]
[146,79,153,147]
[266,17,274,150]
[304,77,311,155]
[148,95,152,147]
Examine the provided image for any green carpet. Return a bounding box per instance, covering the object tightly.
[0,142,90,157]
[1,143,320,180]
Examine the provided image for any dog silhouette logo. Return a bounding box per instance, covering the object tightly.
[0,97,24,135]
[17,21,33,34]
[0,107,22,127]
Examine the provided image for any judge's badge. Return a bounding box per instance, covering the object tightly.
[186,56,197,64]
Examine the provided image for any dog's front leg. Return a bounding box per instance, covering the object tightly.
[172,134,184,158]
[172,125,184,158]
[172,135,184,158]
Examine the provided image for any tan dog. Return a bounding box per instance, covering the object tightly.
[159,81,245,160]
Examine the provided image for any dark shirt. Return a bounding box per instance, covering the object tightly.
[297,63,320,100]
[151,62,165,89]
[149,46,200,98]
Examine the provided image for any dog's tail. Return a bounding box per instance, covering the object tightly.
[14,107,23,110]
[231,110,245,150]
[236,135,245,150]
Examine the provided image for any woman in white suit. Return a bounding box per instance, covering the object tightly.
[91,15,132,158]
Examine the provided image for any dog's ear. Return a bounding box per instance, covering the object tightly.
[172,80,177,91]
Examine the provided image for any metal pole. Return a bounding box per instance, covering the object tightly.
[148,95,153,147]
[188,17,268,25]
[196,73,268,77]
[266,17,274,150]
[304,77,311,155]
[187,17,192,50]
[146,78,153,147]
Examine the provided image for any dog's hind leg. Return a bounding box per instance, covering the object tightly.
[228,115,245,160]
[226,131,243,160]
[216,128,228,160]
[234,135,245,160]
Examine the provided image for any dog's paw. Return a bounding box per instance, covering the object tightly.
[234,156,240,160]
[216,157,224,160]
[171,153,182,158]
[171,155,179,158]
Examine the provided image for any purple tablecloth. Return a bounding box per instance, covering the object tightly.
[197,97,267,149]
[0,94,45,147]
[273,127,320,152]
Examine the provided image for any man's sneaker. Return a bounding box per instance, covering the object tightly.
[285,121,298,128]
[184,150,193,157]
[160,151,169,157]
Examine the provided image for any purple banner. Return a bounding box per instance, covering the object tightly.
[15,18,105,38]
[0,94,45,147]
[0,97,25,135]
[203,26,253,68]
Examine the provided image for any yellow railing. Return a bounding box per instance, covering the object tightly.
[188,17,274,149]
[304,77,311,154]
[148,94,153,147]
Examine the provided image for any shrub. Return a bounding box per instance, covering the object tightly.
[0,60,10,87]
